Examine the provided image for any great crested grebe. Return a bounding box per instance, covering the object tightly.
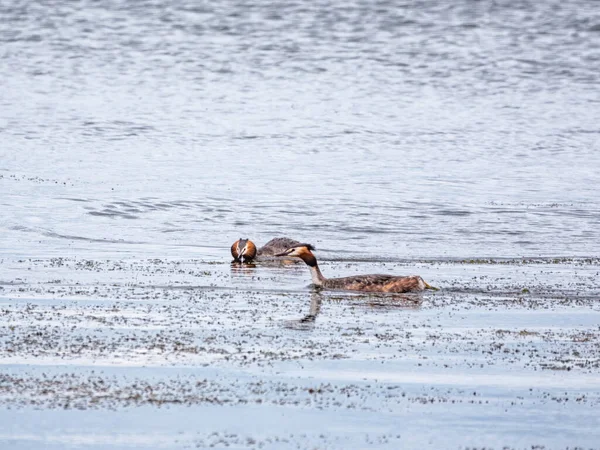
[231,238,257,263]
[276,244,438,293]
[231,237,302,263]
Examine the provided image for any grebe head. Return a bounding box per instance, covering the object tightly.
[276,244,319,269]
[275,244,316,258]
[231,238,257,262]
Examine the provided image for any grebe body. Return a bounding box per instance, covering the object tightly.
[257,237,302,257]
[276,244,436,293]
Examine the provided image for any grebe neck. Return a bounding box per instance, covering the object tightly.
[309,265,326,286]
[299,252,326,286]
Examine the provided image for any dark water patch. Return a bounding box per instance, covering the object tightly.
[43,231,143,244]
[161,228,186,233]
[6,226,147,245]
[79,120,156,138]
[0,281,26,286]
[432,209,472,216]
[63,197,91,203]
[88,210,138,219]
[335,226,395,235]
[85,199,227,218]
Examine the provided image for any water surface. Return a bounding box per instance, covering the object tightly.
[1,0,599,259]
[1,1,599,448]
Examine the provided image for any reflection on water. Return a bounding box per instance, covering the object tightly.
[328,291,424,310]
[1,0,599,260]
[283,289,423,329]
[300,292,322,323]
[230,261,257,271]
[283,292,323,330]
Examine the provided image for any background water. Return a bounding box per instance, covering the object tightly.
[2,0,599,260]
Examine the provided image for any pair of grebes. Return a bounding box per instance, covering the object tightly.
[231,238,437,293]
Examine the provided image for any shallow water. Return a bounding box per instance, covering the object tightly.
[1,257,599,449]
[1,0,600,448]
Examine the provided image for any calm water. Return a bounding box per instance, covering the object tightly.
[1,0,599,260]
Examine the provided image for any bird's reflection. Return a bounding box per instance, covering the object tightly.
[283,291,424,330]
[324,291,424,310]
[299,290,323,323]
[363,293,424,309]
[282,291,323,330]
[229,261,257,273]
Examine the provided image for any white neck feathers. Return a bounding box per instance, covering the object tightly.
[309,265,325,286]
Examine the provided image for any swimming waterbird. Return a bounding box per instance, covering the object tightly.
[276,244,438,293]
[231,237,302,263]
[230,238,257,263]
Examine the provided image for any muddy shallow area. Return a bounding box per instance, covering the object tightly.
[1,256,599,449]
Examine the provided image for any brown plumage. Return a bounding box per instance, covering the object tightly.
[275,244,437,293]
[231,238,257,263]
[230,237,303,263]
[319,274,427,292]
[257,238,302,257]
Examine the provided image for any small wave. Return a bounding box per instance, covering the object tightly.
[88,210,138,219]
[8,225,145,245]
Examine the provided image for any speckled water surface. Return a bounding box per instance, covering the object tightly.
[1,0,600,448]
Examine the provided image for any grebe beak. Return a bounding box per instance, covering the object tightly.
[424,281,439,291]
[275,249,291,257]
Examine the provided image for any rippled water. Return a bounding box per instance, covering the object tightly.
[2,0,599,259]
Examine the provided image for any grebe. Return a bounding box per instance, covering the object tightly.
[231,238,257,263]
[276,244,438,293]
[231,237,302,263]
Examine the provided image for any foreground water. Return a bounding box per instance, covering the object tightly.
[1,0,600,448]
[0,256,599,449]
